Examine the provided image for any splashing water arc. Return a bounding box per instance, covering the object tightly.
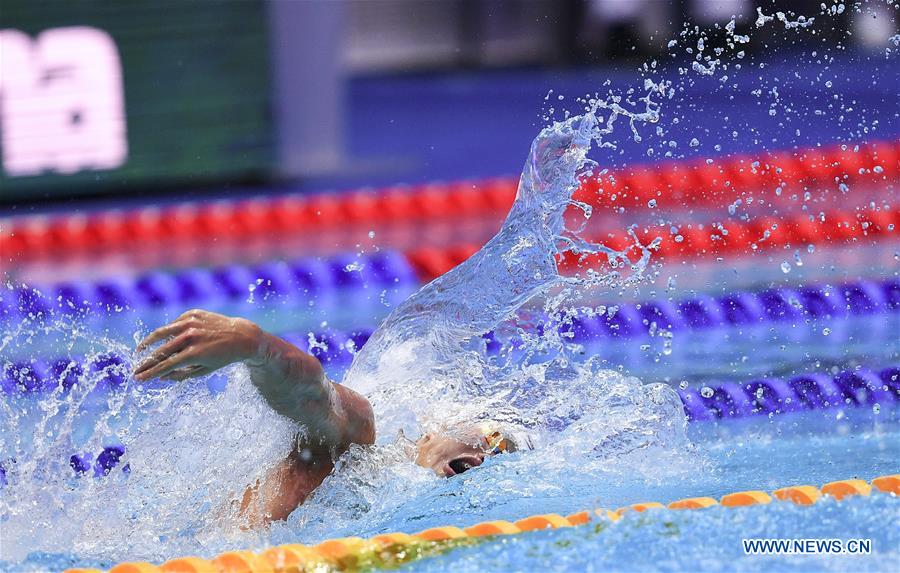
[345,104,688,455]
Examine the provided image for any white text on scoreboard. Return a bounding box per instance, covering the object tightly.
[0,26,127,177]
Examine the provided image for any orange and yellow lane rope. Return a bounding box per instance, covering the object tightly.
[67,474,899,573]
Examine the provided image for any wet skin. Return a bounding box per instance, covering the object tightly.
[415,433,494,476]
[134,309,496,526]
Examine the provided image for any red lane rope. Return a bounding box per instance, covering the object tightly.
[406,206,899,281]
[575,140,898,211]
[2,140,896,263]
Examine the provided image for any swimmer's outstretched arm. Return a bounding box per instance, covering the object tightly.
[134,309,375,451]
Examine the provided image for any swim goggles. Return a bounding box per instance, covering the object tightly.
[482,430,509,455]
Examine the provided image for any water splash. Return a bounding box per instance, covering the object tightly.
[344,96,691,465]
[3,3,881,566]
[1,92,695,565]
[0,310,296,563]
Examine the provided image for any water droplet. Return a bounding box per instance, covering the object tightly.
[873,165,883,174]
[780,262,791,274]
[368,230,376,239]
[700,386,714,398]
[647,199,657,208]
[679,380,688,390]
[755,387,765,399]
[674,235,684,243]
[822,327,831,336]
[873,403,881,415]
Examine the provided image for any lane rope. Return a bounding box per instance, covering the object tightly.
[4,140,896,263]
[3,364,896,484]
[2,250,417,324]
[5,275,897,392]
[4,230,896,328]
[408,205,898,280]
[66,473,900,573]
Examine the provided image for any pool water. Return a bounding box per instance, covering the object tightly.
[7,406,897,571]
[3,8,900,573]
[4,118,898,573]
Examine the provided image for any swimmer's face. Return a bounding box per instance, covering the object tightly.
[414,432,495,477]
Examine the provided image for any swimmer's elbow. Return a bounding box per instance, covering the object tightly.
[336,385,376,447]
[358,396,376,445]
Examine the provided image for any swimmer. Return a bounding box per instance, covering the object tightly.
[133,309,515,525]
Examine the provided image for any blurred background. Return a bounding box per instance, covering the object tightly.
[1,0,896,206]
[2,4,900,570]
[0,0,897,383]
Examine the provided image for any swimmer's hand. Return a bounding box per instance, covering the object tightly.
[134,309,374,450]
[134,309,263,382]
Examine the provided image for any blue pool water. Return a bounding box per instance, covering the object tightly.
[3,9,900,573]
[6,405,897,571]
[4,113,898,573]
[398,417,900,573]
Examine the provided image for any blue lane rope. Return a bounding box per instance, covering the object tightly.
[563,279,898,339]
[5,248,895,330]
[679,366,899,421]
[3,278,898,394]
[1,365,896,485]
[1,250,418,323]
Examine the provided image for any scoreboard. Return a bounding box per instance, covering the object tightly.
[0,0,273,201]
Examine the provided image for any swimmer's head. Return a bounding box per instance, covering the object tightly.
[413,422,523,477]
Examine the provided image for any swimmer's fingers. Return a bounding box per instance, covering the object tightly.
[137,320,190,352]
[133,346,201,381]
[134,334,191,378]
[175,308,210,322]
[163,365,213,382]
